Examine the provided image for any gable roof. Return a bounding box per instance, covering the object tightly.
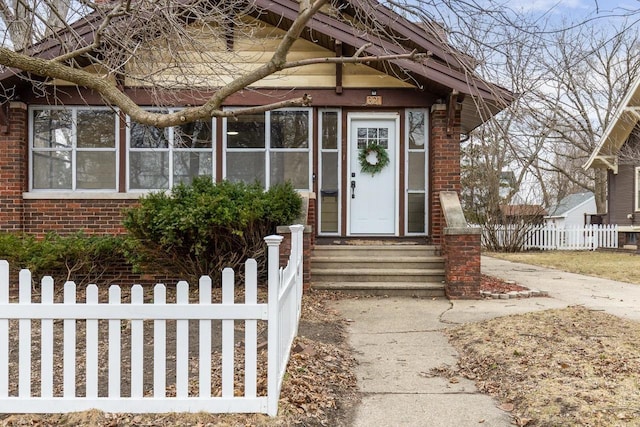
[546,192,594,218]
[0,0,512,131]
[584,73,640,171]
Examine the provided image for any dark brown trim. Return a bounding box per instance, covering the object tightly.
[215,117,223,182]
[335,41,343,94]
[225,21,235,51]
[340,111,348,236]
[0,103,8,134]
[312,108,319,234]
[398,108,406,236]
[118,111,127,192]
[19,87,440,108]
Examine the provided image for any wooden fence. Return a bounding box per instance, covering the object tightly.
[482,224,618,251]
[0,224,305,416]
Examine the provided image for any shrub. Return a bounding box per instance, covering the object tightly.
[122,178,303,285]
[0,232,127,286]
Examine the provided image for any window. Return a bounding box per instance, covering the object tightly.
[128,110,214,190]
[318,110,341,234]
[405,109,428,234]
[31,107,118,191]
[224,109,312,190]
[356,127,389,149]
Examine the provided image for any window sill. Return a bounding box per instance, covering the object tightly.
[23,192,143,200]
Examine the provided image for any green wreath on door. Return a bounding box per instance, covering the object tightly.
[359,143,390,176]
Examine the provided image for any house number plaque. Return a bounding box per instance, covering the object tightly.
[366,95,382,105]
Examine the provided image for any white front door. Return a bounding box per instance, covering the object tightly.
[348,114,398,235]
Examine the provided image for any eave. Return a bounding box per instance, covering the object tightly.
[585,74,640,171]
[0,0,513,132]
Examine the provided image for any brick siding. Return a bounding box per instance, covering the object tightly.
[430,103,462,244]
[0,102,27,232]
[22,199,135,237]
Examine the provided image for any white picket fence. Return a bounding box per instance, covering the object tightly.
[0,224,305,416]
[483,224,618,251]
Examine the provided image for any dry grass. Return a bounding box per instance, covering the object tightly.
[487,251,640,285]
[442,306,640,427]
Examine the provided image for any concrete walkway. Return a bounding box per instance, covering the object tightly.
[331,255,640,426]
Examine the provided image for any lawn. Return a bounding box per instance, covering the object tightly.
[443,306,640,426]
[486,250,640,285]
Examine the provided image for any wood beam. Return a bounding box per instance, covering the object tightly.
[0,103,8,134]
[446,90,460,135]
[334,40,343,94]
[595,155,618,174]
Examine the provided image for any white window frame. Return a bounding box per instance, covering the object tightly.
[126,109,216,192]
[404,109,428,236]
[318,109,342,236]
[222,108,313,190]
[29,106,119,192]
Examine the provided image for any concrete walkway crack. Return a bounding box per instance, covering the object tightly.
[438,300,459,325]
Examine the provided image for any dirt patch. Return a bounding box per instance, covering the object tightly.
[0,289,358,426]
[435,306,640,426]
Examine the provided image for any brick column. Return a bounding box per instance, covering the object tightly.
[430,103,461,244]
[443,229,481,299]
[0,102,28,232]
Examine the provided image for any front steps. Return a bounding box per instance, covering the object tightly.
[311,244,445,297]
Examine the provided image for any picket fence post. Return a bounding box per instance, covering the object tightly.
[265,234,284,417]
[0,260,7,399]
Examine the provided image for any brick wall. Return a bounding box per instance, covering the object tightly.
[0,102,28,232]
[443,230,481,299]
[22,199,136,237]
[430,103,462,244]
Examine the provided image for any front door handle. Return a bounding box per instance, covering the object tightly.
[351,180,356,199]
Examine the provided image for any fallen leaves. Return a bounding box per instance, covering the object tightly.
[440,306,640,426]
[0,289,358,426]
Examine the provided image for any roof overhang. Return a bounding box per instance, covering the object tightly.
[585,75,640,171]
[0,0,513,131]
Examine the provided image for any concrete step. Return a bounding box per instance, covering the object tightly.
[311,268,445,283]
[311,255,444,270]
[310,244,445,296]
[312,245,440,258]
[312,281,445,297]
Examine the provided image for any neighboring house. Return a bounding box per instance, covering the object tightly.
[544,192,597,228]
[0,0,510,249]
[499,204,547,225]
[585,74,640,248]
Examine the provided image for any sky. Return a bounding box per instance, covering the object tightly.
[497,0,639,26]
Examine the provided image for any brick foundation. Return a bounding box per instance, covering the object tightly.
[22,198,136,236]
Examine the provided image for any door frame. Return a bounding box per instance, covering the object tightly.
[346,112,401,236]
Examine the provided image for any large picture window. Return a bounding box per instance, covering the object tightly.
[224,109,312,190]
[31,107,118,191]
[128,110,214,190]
